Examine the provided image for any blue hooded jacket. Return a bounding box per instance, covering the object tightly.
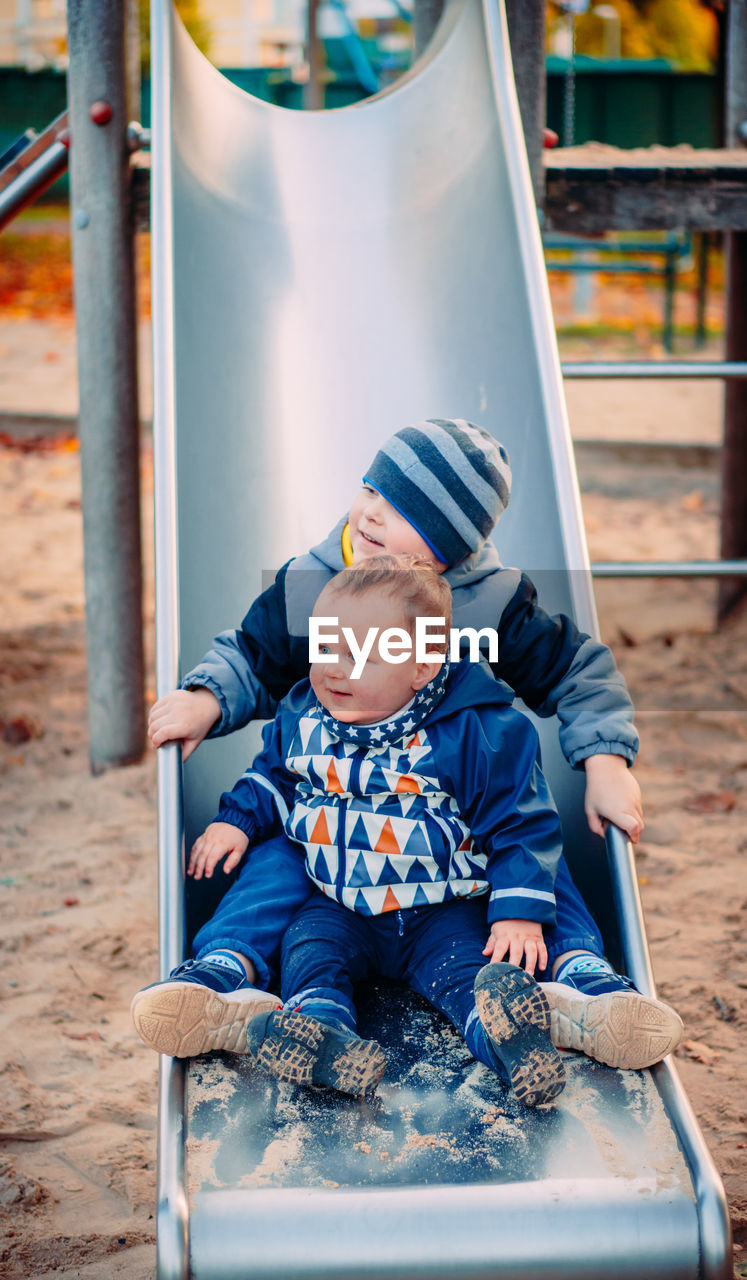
[215,660,562,926]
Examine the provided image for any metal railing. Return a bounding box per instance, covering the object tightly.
[0,110,69,230]
[546,232,692,353]
[0,114,149,232]
[562,361,747,379]
[591,560,747,578]
[563,357,747,581]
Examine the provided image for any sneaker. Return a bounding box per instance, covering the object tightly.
[247,1009,386,1097]
[543,972,684,1070]
[474,963,566,1107]
[130,958,281,1058]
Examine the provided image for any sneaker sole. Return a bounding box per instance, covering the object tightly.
[130,983,281,1057]
[251,1010,386,1097]
[543,982,684,1070]
[474,965,566,1107]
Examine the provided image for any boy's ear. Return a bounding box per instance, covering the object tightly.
[411,657,445,691]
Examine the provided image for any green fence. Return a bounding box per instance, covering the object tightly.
[0,54,722,205]
[546,55,720,149]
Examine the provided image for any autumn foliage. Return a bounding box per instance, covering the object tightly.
[0,217,152,320]
[0,231,74,319]
[548,0,720,71]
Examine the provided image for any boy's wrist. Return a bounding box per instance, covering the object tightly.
[214,808,255,840]
[584,752,628,773]
[183,683,223,734]
[186,684,220,704]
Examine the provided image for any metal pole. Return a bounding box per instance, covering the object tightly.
[504,0,547,208]
[719,0,747,621]
[591,560,747,578]
[662,243,675,353]
[695,232,708,350]
[66,0,145,772]
[0,138,70,230]
[305,0,325,109]
[561,360,747,378]
[413,0,444,59]
[149,3,190,1274]
[0,110,68,187]
[562,11,576,147]
[125,0,141,123]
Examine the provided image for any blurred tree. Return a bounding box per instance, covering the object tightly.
[138,0,212,73]
[644,0,719,69]
[547,0,719,69]
[578,0,658,59]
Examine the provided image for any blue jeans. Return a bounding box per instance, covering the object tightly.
[193,834,603,991]
[283,892,498,1065]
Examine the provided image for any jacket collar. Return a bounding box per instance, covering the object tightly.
[317,659,450,747]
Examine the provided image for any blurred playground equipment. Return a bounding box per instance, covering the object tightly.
[543,230,706,352]
[0,40,728,142]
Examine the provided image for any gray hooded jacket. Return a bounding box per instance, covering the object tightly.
[182,517,638,769]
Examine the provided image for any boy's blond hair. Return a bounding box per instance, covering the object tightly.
[320,554,453,652]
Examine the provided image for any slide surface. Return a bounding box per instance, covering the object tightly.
[148,2,731,1276]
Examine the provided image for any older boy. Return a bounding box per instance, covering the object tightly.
[136,420,680,1072]
[149,420,641,842]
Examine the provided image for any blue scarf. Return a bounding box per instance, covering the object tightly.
[317,658,450,747]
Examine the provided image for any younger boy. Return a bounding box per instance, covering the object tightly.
[136,420,680,1071]
[171,557,571,1104]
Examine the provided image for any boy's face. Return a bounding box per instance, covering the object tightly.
[310,588,441,725]
[348,485,447,572]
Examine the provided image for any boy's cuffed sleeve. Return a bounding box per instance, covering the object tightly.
[183,629,278,735]
[213,711,299,842]
[433,707,563,926]
[496,573,639,768]
[214,803,259,843]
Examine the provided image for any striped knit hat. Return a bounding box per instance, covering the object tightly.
[364,419,511,568]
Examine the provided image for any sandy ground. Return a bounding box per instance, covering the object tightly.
[1,318,745,1279]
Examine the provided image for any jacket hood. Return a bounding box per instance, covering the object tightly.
[308,517,349,573]
[428,657,514,723]
[445,539,504,589]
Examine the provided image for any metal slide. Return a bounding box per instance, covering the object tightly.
[149,1,732,1276]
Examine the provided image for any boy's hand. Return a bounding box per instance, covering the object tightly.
[188,822,249,880]
[483,919,547,977]
[148,688,221,760]
[583,753,644,844]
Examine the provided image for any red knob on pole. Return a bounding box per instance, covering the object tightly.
[89,100,113,126]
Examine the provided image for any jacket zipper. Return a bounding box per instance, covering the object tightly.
[335,796,347,899]
[336,749,363,899]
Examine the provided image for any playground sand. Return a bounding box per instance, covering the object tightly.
[1,387,746,1277]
